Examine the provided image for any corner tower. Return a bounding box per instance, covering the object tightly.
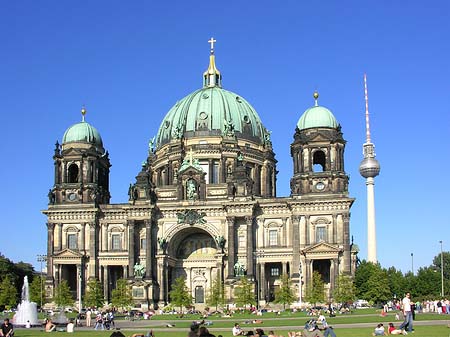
[49,107,111,206]
[290,92,349,196]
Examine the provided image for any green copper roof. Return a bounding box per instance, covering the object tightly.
[156,86,269,147]
[62,121,103,147]
[297,105,339,130]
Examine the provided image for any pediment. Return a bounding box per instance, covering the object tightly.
[179,166,205,176]
[53,248,84,259]
[62,148,84,156]
[309,132,332,142]
[302,242,342,255]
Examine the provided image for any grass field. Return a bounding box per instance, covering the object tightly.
[6,309,450,337]
[10,325,450,337]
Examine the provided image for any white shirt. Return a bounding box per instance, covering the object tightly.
[67,322,74,333]
[232,326,242,336]
[403,296,411,312]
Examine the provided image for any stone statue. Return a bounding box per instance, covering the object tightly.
[148,136,156,153]
[133,263,145,278]
[234,261,246,277]
[128,184,138,203]
[172,125,183,139]
[47,189,55,205]
[223,119,235,137]
[157,237,167,250]
[215,235,226,251]
[186,179,197,200]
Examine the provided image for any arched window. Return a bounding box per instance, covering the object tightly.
[313,150,326,172]
[68,164,79,183]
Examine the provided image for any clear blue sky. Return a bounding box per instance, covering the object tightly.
[1,1,449,274]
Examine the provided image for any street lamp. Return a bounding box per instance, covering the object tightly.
[411,253,414,275]
[37,254,47,309]
[440,241,444,297]
[299,263,303,307]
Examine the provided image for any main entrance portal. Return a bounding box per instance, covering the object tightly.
[169,229,221,305]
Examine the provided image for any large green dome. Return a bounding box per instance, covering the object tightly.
[63,120,103,147]
[297,93,339,130]
[156,86,268,147]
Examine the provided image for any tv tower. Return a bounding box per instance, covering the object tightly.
[359,74,381,263]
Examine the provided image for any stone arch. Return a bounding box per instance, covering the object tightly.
[167,227,219,258]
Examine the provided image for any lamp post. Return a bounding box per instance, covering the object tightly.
[299,263,303,308]
[440,241,444,297]
[411,253,414,275]
[37,254,47,309]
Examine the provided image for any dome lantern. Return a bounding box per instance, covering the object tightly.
[203,37,222,88]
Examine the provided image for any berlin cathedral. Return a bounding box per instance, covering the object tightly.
[43,40,358,310]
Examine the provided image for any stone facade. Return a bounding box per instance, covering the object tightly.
[43,52,358,309]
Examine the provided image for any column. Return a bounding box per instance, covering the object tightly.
[342,214,351,273]
[246,216,254,276]
[128,220,136,277]
[260,165,266,196]
[58,223,63,251]
[260,263,266,301]
[332,214,337,244]
[46,223,55,278]
[208,159,213,184]
[305,259,311,286]
[76,264,81,303]
[145,219,152,280]
[255,263,260,304]
[81,223,86,253]
[254,165,261,195]
[282,262,287,276]
[54,264,59,287]
[220,158,226,183]
[292,216,300,278]
[102,266,108,300]
[89,222,98,279]
[304,215,310,246]
[226,217,235,278]
[103,223,109,251]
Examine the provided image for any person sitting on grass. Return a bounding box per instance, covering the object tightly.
[233,323,245,336]
[45,319,55,333]
[373,323,387,336]
[0,318,14,337]
[388,323,407,335]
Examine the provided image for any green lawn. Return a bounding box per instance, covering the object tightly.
[11,325,450,337]
[8,310,450,337]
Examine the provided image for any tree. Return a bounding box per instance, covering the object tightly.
[432,251,450,280]
[111,278,133,311]
[386,267,406,300]
[169,277,193,312]
[234,277,255,310]
[333,274,356,306]
[354,260,379,299]
[274,274,296,310]
[0,275,18,308]
[29,275,46,305]
[206,274,224,311]
[53,280,74,307]
[304,271,324,306]
[414,267,440,299]
[365,268,391,304]
[84,278,104,308]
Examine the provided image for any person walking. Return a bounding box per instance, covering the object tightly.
[398,292,413,333]
[86,308,92,327]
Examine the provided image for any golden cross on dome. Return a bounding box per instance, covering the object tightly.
[208,37,217,53]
